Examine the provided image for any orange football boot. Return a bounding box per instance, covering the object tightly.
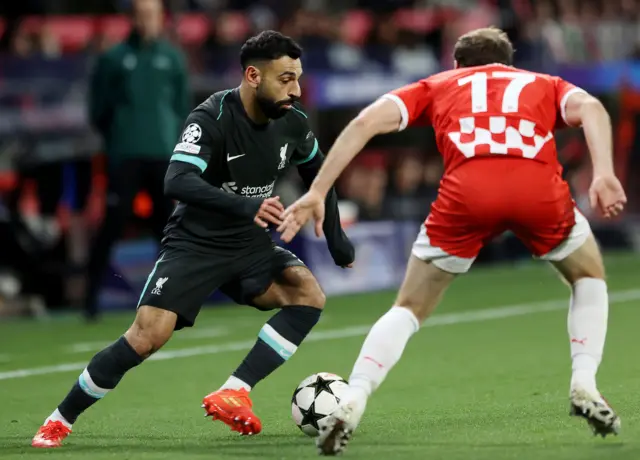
[31,420,72,448]
[202,388,262,435]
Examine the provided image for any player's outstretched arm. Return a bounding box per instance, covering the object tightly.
[310,97,405,197]
[164,161,283,227]
[278,98,403,242]
[564,92,627,218]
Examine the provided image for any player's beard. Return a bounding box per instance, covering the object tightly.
[256,87,297,120]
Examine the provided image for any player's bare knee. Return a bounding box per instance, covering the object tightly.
[290,279,325,309]
[394,298,423,320]
[394,291,421,312]
[561,263,606,285]
[395,258,455,322]
[282,267,326,309]
[124,325,171,358]
[124,306,176,358]
[306,286,326,310]
[552,235,606,284]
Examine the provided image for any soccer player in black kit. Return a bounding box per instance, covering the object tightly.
[32,31,355,448]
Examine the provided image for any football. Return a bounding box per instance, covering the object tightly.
[291,372,349,437]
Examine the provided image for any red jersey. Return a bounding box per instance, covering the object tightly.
[381,64,586,176]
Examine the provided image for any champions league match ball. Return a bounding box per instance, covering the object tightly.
[291,372,349,437]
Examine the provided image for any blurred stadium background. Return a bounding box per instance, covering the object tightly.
[0,0,639,316]
[3,2,640,459]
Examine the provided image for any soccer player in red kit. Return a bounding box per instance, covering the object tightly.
[278,28,626,455]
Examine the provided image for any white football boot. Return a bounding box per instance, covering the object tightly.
[570,386,621,437]
[316,387,367,456]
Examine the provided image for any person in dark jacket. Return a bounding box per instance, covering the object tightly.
[85,0,189,321]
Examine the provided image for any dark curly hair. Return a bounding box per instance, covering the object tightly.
[240,30,303,70]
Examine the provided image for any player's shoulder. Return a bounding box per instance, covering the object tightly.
[283,102,311,133]
[508,67,562,85]
[417,67,480,88]
[405,67,477,93]
[287,102,311,122]
[188,89,237,125]
[504,67,576,93]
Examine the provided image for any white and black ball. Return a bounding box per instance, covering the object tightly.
[291,372,348,437]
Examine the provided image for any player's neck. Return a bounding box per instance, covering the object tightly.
[238,83,270,125]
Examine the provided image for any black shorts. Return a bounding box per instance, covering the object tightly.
[137,244,307,329]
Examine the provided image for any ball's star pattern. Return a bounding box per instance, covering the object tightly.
[298,402,325,431]
[312,375,339,398]
[292,374,349,432]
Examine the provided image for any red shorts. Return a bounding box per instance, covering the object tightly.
[411,160,591,274]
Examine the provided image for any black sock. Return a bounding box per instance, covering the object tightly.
[233,306,321,388]
[57,336,144,424]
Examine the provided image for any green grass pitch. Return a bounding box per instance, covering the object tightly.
[1,253,640,459]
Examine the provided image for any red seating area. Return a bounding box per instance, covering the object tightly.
[0,7,477,52]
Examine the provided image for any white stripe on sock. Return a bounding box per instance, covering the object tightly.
[77,368,110,399]
[258,324,298,360]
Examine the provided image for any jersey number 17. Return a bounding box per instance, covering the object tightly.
[458,71,536,114]
[452,71,548,159]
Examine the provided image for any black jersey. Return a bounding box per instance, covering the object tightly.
[163,88,322,252]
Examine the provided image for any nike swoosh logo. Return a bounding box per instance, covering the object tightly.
[227,153,246,161]
[279,348,293,358]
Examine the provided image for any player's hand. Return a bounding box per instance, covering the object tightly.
[254,196,285,228]
[277,189,326,242]
[589,174,626,219]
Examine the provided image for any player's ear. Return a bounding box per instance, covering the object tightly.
[245,65,261,88]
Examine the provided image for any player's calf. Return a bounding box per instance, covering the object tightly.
[204,305,322,435]
[33,306,176,447]
[222,304,323,390]
[547,233,619,435]
[348,256,454,397]
[219,268,325,391]
[316,256,455,455]
[206,269,325,434]
[550,234,608,394]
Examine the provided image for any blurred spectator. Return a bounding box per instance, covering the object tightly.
[391,29,439,77]
[422,156,441,201]
[343,153,388,221]
[10,29,36,58]
[382,153,429,221]
[1,0,640,302]
[37,23,62,59]
[11,18,87,310]
[0,191,49,319]
[84,0,189,321]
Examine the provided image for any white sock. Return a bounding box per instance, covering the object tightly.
[45,408,72,430]
[219,375,252,392]
[348,306,420,398]
[568,278,608,395]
